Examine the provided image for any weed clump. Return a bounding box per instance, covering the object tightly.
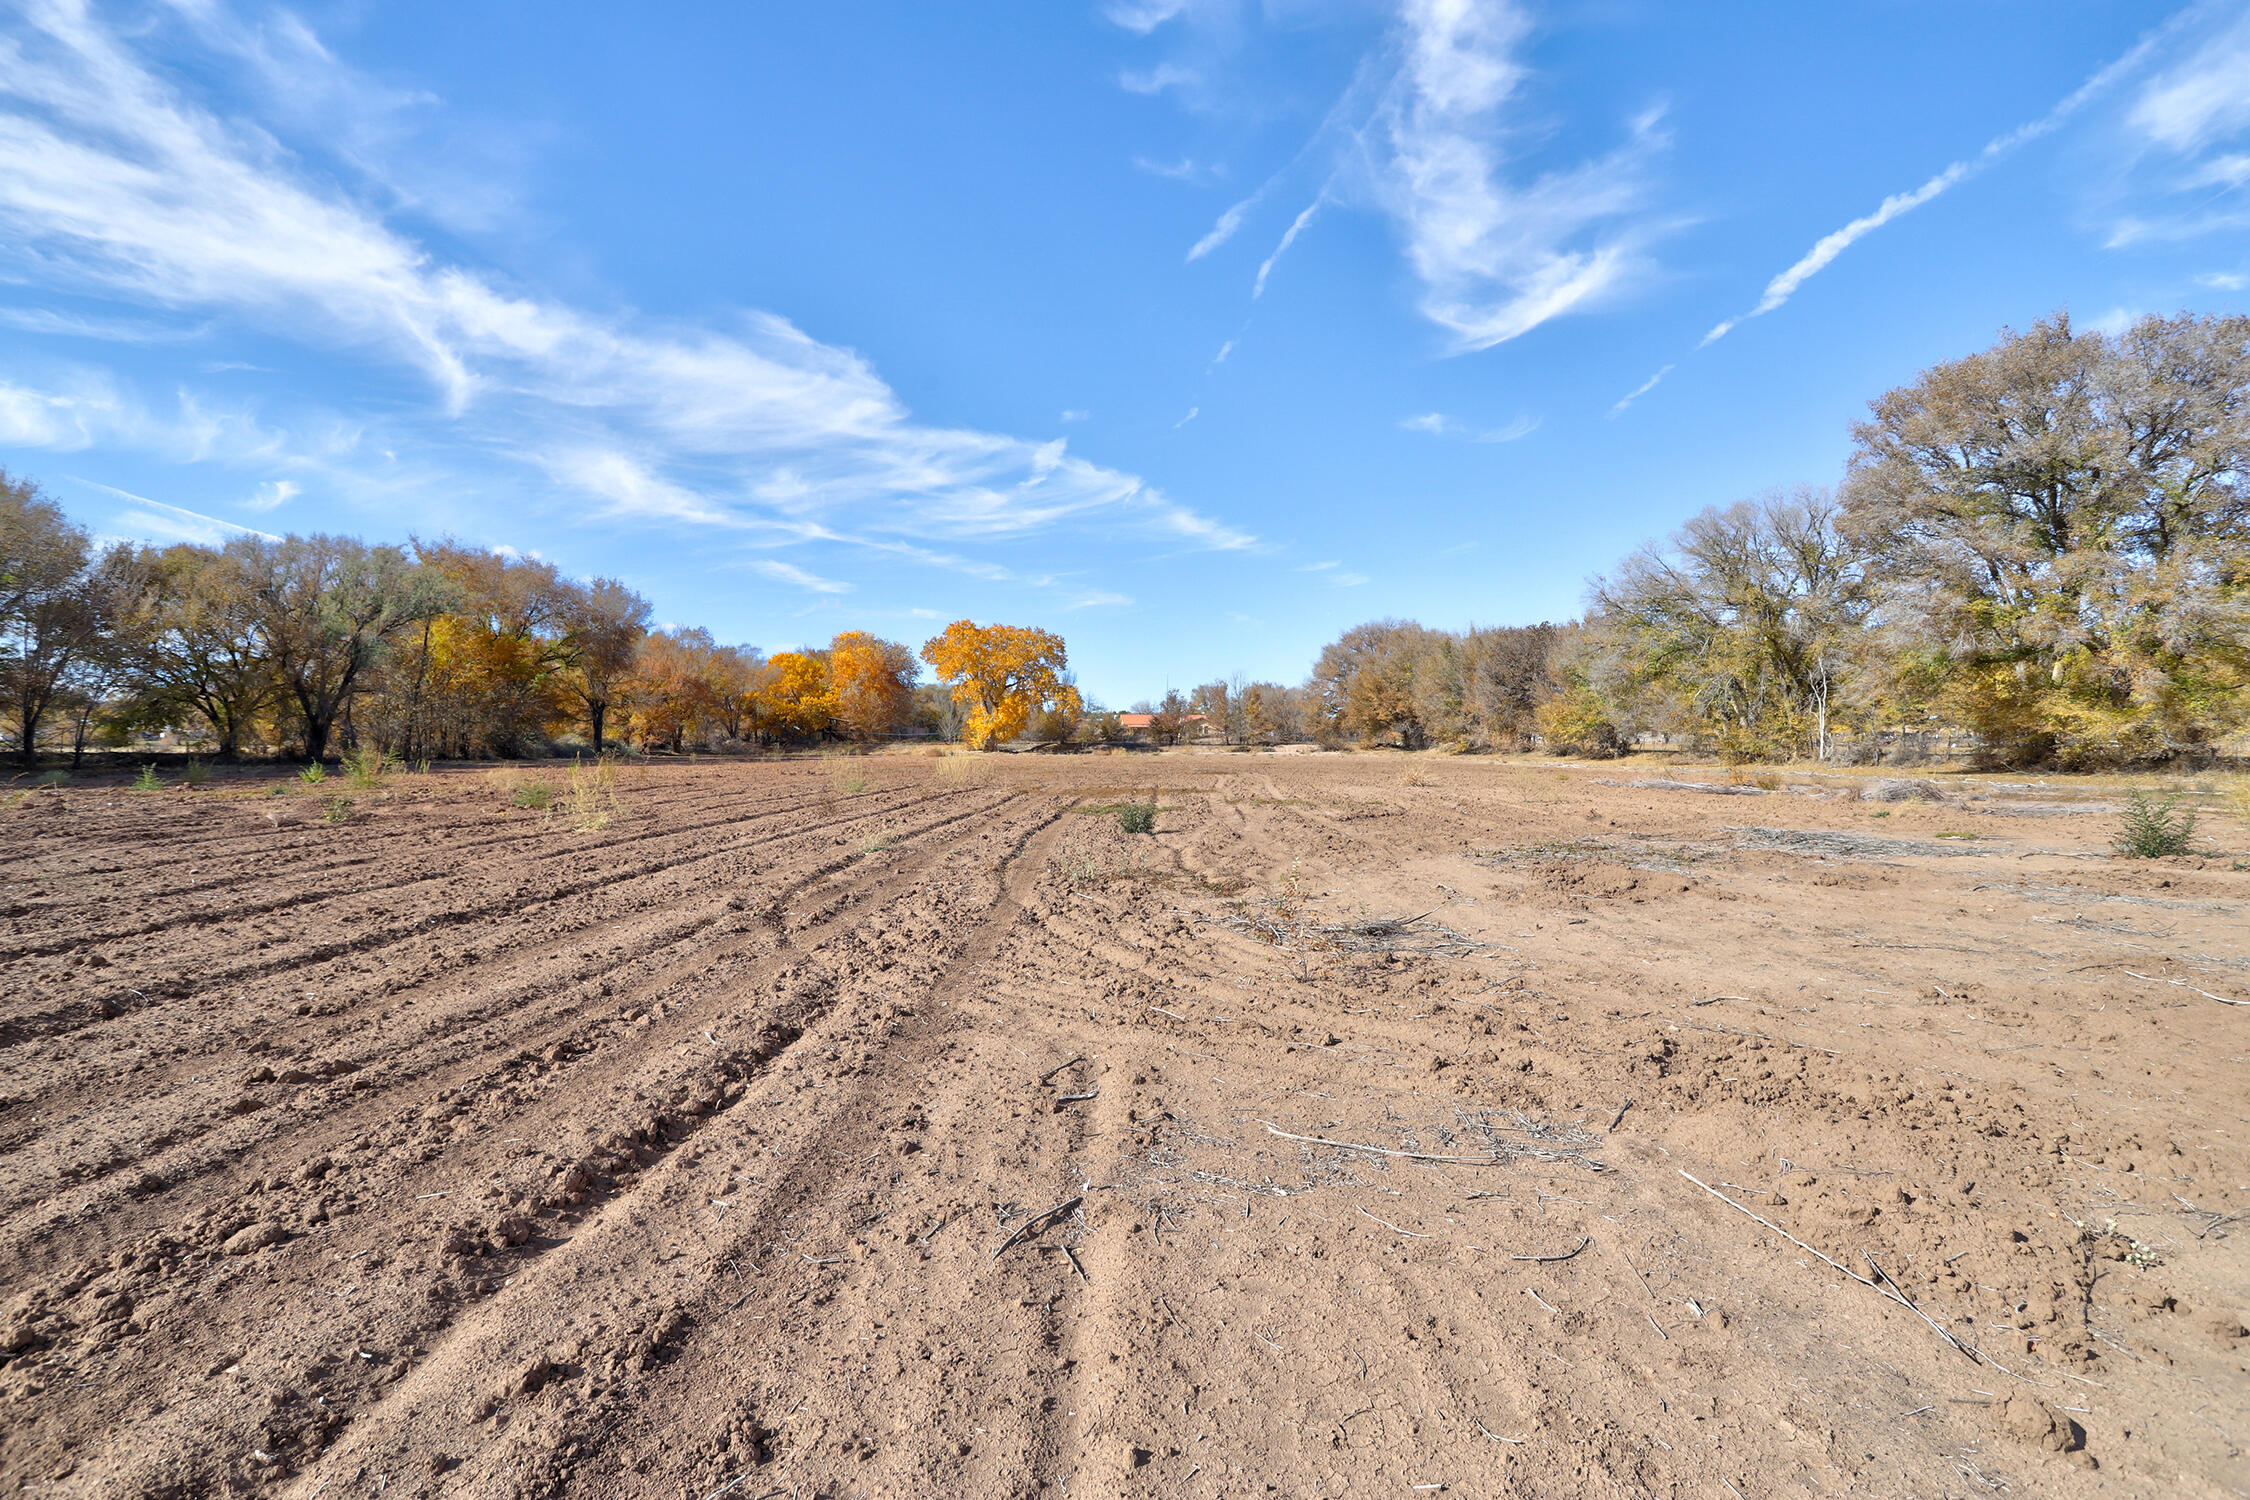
[2114,789,2196,858]
[831,761,872,796]
[182,759,211,785]
[298,763,327,786]
[563,755,621,831]
[511,779,555,812]
[131,763,164,792]
[1117,799,1156,835]
[320,793,353,824]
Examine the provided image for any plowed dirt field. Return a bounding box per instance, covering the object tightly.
[3,754,2245,1499]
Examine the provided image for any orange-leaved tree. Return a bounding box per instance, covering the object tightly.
[753,650,836,740]
[918,620,1079,749]
[829,631,916,740]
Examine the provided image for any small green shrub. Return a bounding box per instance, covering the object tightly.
[831,761,872,796]
[1117,800,1156,835]
[344,745,393,789]
[298,763,327,786]
[321,793,353,824]
[33,770,68,788]
[131,763,164,792]
[2114,789,2196,858]
[183,759,211,785]
[511,780,555,811]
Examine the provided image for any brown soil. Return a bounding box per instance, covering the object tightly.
[2,754,2245,1499]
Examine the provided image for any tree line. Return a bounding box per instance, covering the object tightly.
[0,492,1088,764]
[1299,312,2249,769]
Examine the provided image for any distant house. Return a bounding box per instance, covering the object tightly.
[1117,711,1206,740]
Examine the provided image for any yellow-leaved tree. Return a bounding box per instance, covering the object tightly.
[752,650,836,740]
[829,631,916,740]
[919,620,1079,749]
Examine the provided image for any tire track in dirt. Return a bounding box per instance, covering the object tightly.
[1,779,1072,1496]
[0,777,957,965]
[0,780,1008,1063]
[260,786,1079,1498]
[0,786,1035,1232]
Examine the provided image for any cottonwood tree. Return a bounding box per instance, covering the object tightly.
[0,475,145,764]
[831,631,916,740]
[255,535,453,762]
[392,542,584,758]
[919,621,1079,749]
[1843,311,2250,766]
[1460,623,1561,750]
[1591,488,1872,761]
[750,649,834,742]
[1146,688,1193,746]
[559,577,651,752]
[135,539,274,759]
[1311,620,1451,748]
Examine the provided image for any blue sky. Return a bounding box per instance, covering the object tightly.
[2,0,2246,705]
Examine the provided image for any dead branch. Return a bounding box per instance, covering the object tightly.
[2122,971,2248,1006]
[1260,1120,1604,1171]
[991,1195,1084,1259]
[1679,1170,2006,1370]
[1358,1205,1432,1238]
[1510,1236,1590,1263]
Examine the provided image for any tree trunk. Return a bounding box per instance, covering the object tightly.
[591,700,606,753]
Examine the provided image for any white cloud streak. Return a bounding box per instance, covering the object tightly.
[1607,363,1672,417]
[1105,0,1194,36]
[243,478,300,511]
[1189,197,1254,260]
[745,558,851,594]
[69,478,281,544]
[0,0,1254,568]
[1702,13,2185,346]
[1252,195,1323,298]
[1398,410,1539,442]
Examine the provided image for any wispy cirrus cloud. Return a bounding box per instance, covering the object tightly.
[1376,0,1670,351]
[1398,410,1538,442]
[0,0,1254,572]
[745,558,851,594]
[1105,0,1197,36]
[1121,62,1199,95]
[2106,5,2250,245]
[66,478,279,546]
[1606,363,1671,417]
[1608,12,2193,416]
[243,478,300,511]
[2129,6,2250,151]
[1168,1,1671,346]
